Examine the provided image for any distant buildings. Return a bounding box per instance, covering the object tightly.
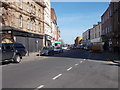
[90,22,102,44]
[51,8,61,46]
[0,0,61,55]
[82,22,102,45]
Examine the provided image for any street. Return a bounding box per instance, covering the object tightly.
[2,49,119,89]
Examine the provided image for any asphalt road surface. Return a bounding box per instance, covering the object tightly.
[2,49,119,89]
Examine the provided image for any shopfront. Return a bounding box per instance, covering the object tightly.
[45,34,52,46]
[54,41,61,46]
[0,26,44,55]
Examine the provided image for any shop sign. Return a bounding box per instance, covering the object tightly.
[54,41,61,44]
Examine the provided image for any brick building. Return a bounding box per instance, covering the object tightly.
[101,1,120,52]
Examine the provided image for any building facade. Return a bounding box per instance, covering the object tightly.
[90,22,102,44]
[44,0,52,46]
[82,29,90,45]
[82,22,102,45]
[0,0,46,55]
[51,8,57,46]
[101,1,120,52]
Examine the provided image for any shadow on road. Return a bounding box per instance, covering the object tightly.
[47,49,120,62]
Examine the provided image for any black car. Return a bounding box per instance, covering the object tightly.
[0,43,27,63]
[40,46,54,56]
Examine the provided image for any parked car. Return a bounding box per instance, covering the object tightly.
[62,46,68,50]
[84,45,92,51]
[40,46,54,56]
[91,45,101,52]
[54,47,63,53]
[70,46,77,49]
[0,43,27,63]
[76,45,81,49]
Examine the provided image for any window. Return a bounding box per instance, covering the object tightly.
[38,23,41,32]
[30,4,32,13]
[19,15,23,27]
[29,21,32,30]
[27,19,29,29]
[38,9,41,17]
[27,2,29,12]
[19,0,22,8]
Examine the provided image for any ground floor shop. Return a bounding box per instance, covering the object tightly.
[0,26,44,56]
[101,34,120,53]
[44,34,52,47]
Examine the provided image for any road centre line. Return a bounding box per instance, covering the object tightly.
[80,61,83,63]
[35,85,44,90]
[75,64,79,66]
[67,67,73,71]
[52,74,62,80]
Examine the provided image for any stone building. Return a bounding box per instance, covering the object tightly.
[90,22,102,44]
[82,29,90,45]
[0,0,46,55]
[44,0,52,46]
[51,8,57,46]
[82,22,101,45]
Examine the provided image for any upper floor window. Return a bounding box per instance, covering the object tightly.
[19,15,23,27]
[38,9,41,17]
[19,0,22,8]
[27,2,30,12]
[27,19,30,29]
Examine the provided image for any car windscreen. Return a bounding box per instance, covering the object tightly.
[55,47,61,49]
[43,47,48,50]
[14,43,25,48]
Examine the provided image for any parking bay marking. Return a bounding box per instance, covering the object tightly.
[52,74,62,80]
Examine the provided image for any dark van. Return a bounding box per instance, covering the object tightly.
[0,43,27,63]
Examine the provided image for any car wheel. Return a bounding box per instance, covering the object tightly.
[14,55,21,63]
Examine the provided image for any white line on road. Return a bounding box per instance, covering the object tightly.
[67,67,73,71]
[84,59,86,61]
[75,64,79,66]
[35,85,44,90]
[80,61,83,63]
[53,74,62,80]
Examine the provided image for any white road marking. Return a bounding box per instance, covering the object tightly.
[53,74,62,80]
[67,67,73,71]
[84,59,86,61]
[36,85,44,89]
[80,61,83,63]
[75,64,78,66]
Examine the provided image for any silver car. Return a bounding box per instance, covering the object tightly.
[40,46,54,56]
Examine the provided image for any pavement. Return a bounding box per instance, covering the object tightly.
[2,49,119,89]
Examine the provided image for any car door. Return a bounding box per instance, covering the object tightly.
[4,44,14,60]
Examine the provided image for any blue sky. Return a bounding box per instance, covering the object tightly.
[51,2,109,44]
